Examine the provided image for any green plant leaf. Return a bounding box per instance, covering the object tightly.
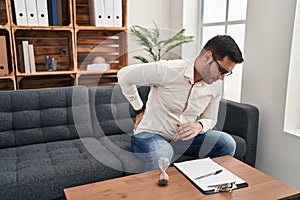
[130,22,194,63]
[161,29,194,47]
[130,25,157,60]
[133,55,149,63]
[161,40,194,59]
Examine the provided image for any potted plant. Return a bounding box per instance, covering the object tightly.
[130,22,194,63]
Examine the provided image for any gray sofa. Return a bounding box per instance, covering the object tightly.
[0,85,259,200]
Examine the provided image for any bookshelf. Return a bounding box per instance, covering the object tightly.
[0,0,16,90]
[0,0,128,90]
[73,0,128,87]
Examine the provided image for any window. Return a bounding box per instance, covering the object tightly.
[200,0,248,102]
[284,0,300,137]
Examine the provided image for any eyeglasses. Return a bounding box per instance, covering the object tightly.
[212,55,233,76]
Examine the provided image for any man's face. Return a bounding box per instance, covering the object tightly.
[195,51,236,84]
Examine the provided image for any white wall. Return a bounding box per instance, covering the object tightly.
[128,0,171,28]
[242,0,300,190]
[284,0,300,137]
[128,0,188,64]
[128,0,172,64]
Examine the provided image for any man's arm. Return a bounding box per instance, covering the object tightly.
[117,60,174,111]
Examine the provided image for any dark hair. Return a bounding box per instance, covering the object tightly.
[203,35,244,63]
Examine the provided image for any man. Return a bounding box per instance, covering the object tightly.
[117,35,244,171]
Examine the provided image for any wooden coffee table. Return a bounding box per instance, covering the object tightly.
[64,156,300,200]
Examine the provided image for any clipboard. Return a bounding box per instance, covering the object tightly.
[174,158,248,194]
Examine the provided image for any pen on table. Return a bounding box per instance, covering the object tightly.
[195,169,223,180]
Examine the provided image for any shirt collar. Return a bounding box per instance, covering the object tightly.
[183,59,206,87]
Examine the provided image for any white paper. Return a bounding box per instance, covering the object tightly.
[87,63,110,71]
[174,158,246,192]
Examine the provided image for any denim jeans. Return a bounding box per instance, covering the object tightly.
[131,130,236,171]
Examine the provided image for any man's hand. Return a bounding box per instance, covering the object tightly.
[134,111,145,131]
[175,122,203,140]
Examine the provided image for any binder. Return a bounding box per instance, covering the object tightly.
[57,0,63,26]
[104,0,114,27]
[51,0,58,26]
[36,0,49,26]
[28,44,36,73]
[13,0,28,25]
[17,44,25,73]
[0,36,9,76]
[25,0,38,26]
[174,158,248,194]
[22,41,31,73]
[89,0,105,26]
[47,0,53,25]
[113,0,122,27]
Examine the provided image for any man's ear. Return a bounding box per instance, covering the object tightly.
[205,50,212,60]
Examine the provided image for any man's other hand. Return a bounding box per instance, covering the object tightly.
[175,122,203,140]
[134,111,145,131]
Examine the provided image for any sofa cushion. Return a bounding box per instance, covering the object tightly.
[231,134,247,161]
[90,85,149,138]
[99,134,145,175]
[0,86,94,148]
[0,137,123,200]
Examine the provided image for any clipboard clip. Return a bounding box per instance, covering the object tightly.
[207,181,237,192]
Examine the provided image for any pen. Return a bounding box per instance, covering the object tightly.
[195,169,223,180]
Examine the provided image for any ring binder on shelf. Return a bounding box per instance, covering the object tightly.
[25,0,38,26]
[0,36,9,76]
[104,0,114,27]
[36,0,49,26]
[113,0,122,27]
[13,0,28,25]
[89,0,105,26]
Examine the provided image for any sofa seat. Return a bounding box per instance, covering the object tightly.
[99,133,247,174]
[99,134,145,175]
[0,137,122,200]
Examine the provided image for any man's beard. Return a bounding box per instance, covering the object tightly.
[201,64,213,84]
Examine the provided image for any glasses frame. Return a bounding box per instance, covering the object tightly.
[212,55,233,76]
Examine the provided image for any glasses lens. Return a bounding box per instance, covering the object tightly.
[213,55,232,76]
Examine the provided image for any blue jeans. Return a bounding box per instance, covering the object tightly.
[131,130,236,171]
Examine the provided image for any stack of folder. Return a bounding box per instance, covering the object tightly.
[89,0,123,27]
[13,0,64,26]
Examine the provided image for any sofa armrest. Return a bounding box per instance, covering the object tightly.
[216,99,259,167]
